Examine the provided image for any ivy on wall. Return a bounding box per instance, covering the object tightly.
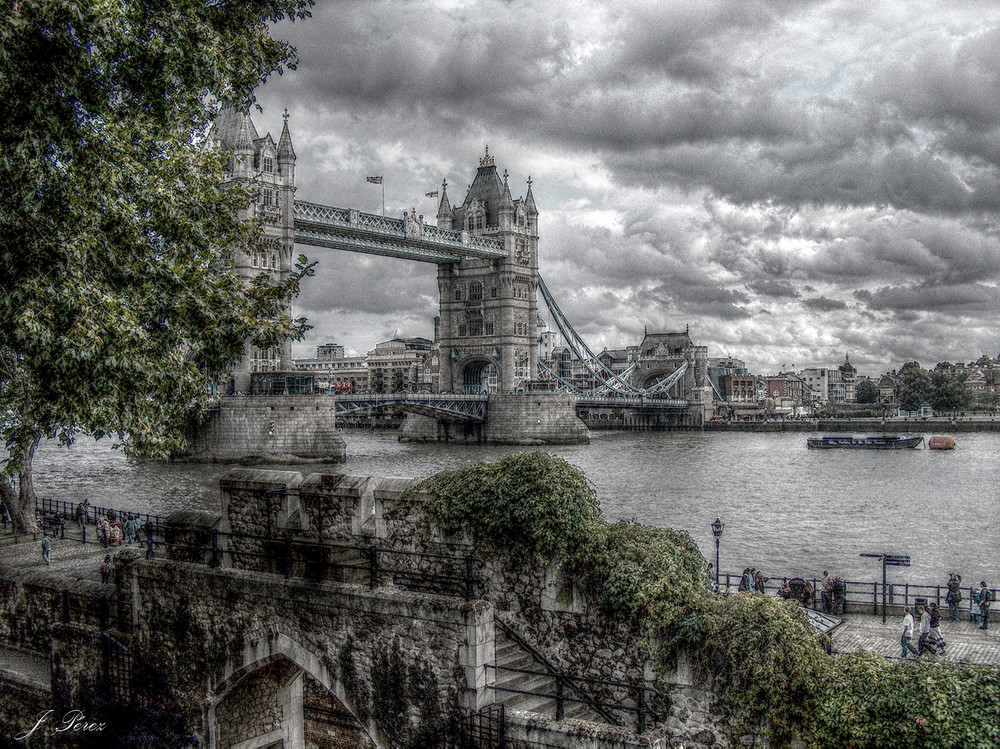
[419,451,1000,746]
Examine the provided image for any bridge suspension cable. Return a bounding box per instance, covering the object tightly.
[537,275,688,397]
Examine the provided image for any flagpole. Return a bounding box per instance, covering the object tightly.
[382,180,385,217]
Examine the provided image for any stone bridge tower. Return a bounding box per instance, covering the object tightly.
[435,149,539,393]
[208,107,296,393]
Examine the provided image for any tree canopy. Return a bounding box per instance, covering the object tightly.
[0,0,314,529]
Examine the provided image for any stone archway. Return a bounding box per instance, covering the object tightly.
[209,633,379,749]
[461,358,498,394]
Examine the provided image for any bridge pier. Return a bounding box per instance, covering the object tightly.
[179,395,346,463]
[399,393,589,445]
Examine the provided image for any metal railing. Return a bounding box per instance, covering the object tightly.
[718,572,995,616]
[151,529,482,601]
[35,497,164,537]
[491,618,659,733]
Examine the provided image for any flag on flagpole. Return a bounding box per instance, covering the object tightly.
[425,191,438,198]
[367,176,383,184]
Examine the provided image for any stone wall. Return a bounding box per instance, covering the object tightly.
[120,552,493,747]
[179,395,346,463]
[215,469,729,747]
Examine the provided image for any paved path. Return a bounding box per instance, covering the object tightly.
[830,613,1000,665]
[0,532,142,584]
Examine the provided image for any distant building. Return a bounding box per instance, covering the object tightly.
[839,354,857,402]
[316,343,345,360]
[721,373,756,403]
[367,337,434,394]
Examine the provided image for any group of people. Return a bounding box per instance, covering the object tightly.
[738,567,769,593]
[901,603,948,658]
[945,573,993,629]
[74,500,147,548]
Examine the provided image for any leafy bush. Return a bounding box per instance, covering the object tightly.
[422,452,602,560]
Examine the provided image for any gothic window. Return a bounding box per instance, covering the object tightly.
[469,319,483,336]
[484,320,495,336]
[490,286,498,299]
[263,156,274,173]
[458,323,467,337]
[469,281,483,301]
[263,188,274,206]
[454,287,462,301]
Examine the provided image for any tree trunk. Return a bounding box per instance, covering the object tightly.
[9,439,39,533]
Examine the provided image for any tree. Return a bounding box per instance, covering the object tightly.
[897,362,931,413]
[929,371,971,415]
[0,0,313,531]
[856,379,879,404]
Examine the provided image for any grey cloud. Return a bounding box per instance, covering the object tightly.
[802,296,848,312]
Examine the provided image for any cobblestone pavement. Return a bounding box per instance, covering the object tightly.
[0,533,141,584]
[831,613,1000,665]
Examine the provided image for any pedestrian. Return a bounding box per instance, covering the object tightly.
[100,554,112,584]
[754,570,768,593]
[124,515,137,545]
[821,570,834,613]
[917,604,932,654]
[928,603,946,654]
[900,605,920,659]
[971,585,982,625]
[738,567,752,592]
[979,581,992,630]
[41,532,51,565]
[946,574,962,622]
[74,499,89,529]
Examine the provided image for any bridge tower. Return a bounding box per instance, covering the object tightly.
[208,107,297,393]
[435,149,539,393]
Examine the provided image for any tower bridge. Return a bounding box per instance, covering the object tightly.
[186,109,713,459]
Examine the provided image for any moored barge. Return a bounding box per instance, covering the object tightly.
[806,435,924,450]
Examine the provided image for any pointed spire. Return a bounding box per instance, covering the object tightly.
[524,175,537,214]
[234,113,255,153]
[437,178,453,229]
[277,107,295,162]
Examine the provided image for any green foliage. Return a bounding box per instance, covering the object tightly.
[898,362,932,412]
[807,653,1000,748]
[699,594,827,744]
[0,0,314,527]
[578,520,706,627]
[857,379,879,404]
[422,452,602,560]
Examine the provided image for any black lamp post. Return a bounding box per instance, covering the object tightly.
[711,516,725,588]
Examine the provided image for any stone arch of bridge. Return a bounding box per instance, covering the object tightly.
[208,631,381,748]
[460,356,498,394]
[635,364,686,392]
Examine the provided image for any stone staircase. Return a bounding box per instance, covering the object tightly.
[491,625,608,723]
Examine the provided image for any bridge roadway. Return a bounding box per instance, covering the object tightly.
[331,392,689,422]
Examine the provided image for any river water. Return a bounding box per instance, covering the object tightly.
[30,430,1000,586]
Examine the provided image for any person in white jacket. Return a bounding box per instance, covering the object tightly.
[900,606,919,659]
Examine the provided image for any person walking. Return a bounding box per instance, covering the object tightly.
[917,605,933,655]
[946,574,962,622]
[928,603,946,655]
[74,499,89,529]
[124,515,137,545]
[41,532,51,565]
[979,582,992,630]
[900,606,920,659]
[971,585,982,626]
[100,555,112,584]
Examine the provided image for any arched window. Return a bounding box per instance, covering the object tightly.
[469,281,483,300]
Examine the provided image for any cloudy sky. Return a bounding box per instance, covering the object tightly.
[253,0,1000,377]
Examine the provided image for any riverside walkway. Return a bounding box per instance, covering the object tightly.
[0,532,997,665]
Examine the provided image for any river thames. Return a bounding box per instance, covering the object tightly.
[30,429,1000,586]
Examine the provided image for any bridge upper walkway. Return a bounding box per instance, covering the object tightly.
[293,200,507,264]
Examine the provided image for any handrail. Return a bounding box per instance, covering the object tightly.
[493,616,625,727]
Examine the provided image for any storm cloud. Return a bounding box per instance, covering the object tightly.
[256,0,1000,375]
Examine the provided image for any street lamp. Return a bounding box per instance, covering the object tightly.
[711,516,725,588]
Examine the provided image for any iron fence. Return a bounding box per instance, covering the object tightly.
[412,704,506,748]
